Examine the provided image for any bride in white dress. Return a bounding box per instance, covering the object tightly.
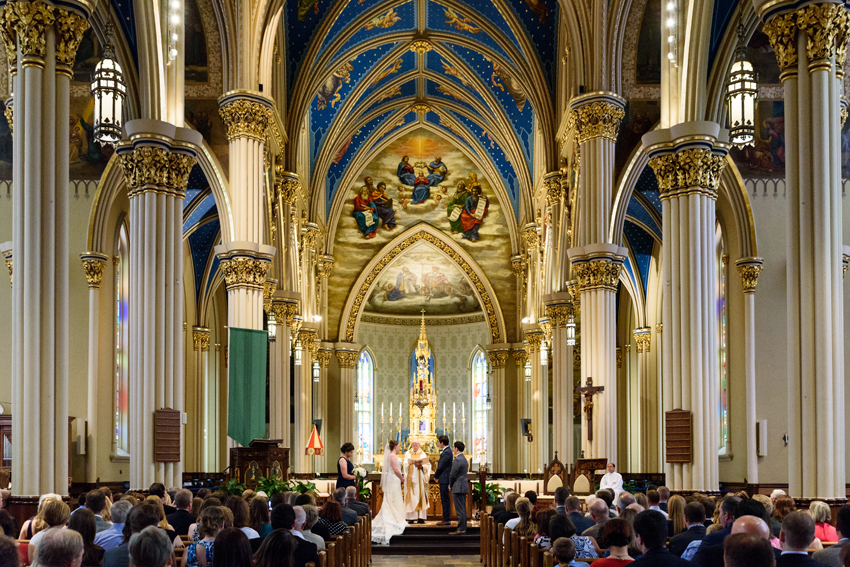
[371,440,407,545]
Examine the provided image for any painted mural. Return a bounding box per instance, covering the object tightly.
[615,100,660,180]
[729,101,786,178]
[327,127,515,339]
[185,0,209,83]
[365,242,482,316]
[636,0,661,84]
[185,99,229,176]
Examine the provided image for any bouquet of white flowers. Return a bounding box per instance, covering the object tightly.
[353,466,367,479]
[353,466,370,501]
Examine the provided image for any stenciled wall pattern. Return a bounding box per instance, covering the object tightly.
[359,320,488,454]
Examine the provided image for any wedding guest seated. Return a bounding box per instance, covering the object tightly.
[67,508,105,567]
[316,502,347,538]
[550,514,599,560]
[269,504,318,567]
[148,484,176,516]
[668,501,706,556]
[166,490,196,537]
[492,489,515,520]
[344,487,370,517]
[494,493,520,527]
[187,498,222,542]
[129,526,172,567]
[551,537,581,567]
[813,504,850,566]
[85,491,112,533]
[224,496,259,540]
[564,496,594,534]
[534,509,557,549]
[594,519,636,565]
[629,510,689,566]
[582,499,611,540]
[250,497,272,538]
[778,511,830,566]
[810,501,839,542]
[300,505,326,550]
[253,530,298,567]
[29,499,71,566]
[724,533,776,567]
[104,504,160,567]
[38,529,84,567]
[0,534,20,567]
[525,491,538,506]
[0,509,17,537]
[183,506,231,567]
[332,488,358,527]
[214,527,253,567]
[505,497,535,538]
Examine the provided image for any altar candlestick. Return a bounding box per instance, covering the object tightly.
[382,403,384,419]
[462,402,465,419]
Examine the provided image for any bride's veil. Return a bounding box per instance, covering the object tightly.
[380,443,394,486]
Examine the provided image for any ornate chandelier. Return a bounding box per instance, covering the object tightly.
[726,23,757,147]
[91,24,126,146]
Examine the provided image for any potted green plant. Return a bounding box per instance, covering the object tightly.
[291,479,317,494]
[257,476,289,497]
[472,482,504,513]
[223,478,245,496]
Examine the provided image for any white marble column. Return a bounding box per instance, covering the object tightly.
[270,296,299,446]
[80,253,109,482]
[736,258,763,485]
[0,1,91,495]
[117,120,201,489]
[524,328,546,473]
[335,344,360,457]
[544,295,575,465]
[756,0,847,498]
[292,327,318,473]
[643,122,729,491]
[484,345,510,473]
[190,327,210,469]
[632,327,652,473]
[314,344,332,472]
[512,347,530,471]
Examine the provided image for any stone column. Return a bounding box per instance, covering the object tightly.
[270,296,299,446]
[542,171,563,296]
[293,327,318,473]
[80,252,108,482]
[275,167,301,292]
[315,344,333,472]
[217,90,276,331]
[632,327,652,473]
[190,327,210,469]
[0,0,90,496]
[643,122,729,491]
[735,258,764,486]
[544,295,575,465]
[484,345,510,473]
[756,0,848,498]
[512,348,530,471]
[524,328,545,473]
[117,120,200,489]
[335,343,360,457]
[567,91,626,466]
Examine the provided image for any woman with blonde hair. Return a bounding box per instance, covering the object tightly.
[505,497,536,538]
[144,495,182,549]
[667,495,687,536]
[810,501,839,542]
[183,506,232,567]
[19,493,62,540]
[27,499,71,566]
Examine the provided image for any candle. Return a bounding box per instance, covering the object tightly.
[390,404,392,420]
[399,403,402,419]
[462,402,465,419]
[382,403,384,419]
[453,402,456,420]
[443,402,446,419]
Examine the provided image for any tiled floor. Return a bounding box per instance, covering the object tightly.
[372,557,482,566]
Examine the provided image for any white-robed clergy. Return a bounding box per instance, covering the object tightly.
[599,462,624,496]
[403,438,432,522]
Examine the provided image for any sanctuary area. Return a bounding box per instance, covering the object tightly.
[0,0,849,564]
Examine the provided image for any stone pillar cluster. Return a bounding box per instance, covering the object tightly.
[632,327,653,473]
[544,297,575,464]
[484,345,510,473]
[335,344,359,455]
[735,257,763,487]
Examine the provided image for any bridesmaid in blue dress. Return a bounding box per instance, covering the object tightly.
[337,442,357,490]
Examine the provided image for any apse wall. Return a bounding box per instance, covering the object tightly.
[358,320,487,461]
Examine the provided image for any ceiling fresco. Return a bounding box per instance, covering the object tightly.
[325,127,515,338]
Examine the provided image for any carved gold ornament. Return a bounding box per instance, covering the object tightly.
[298,329,319,359]
[569,101,625,144]
[763,11,798,75]
[3,248,12,287]
[736,263,763,292]
[53,8,88,72]
[192,328,211,352]
[844,254,850,277]
[616,348,622,368]
[344,231,501,343]
[316,350,333,368]
[410,39,431,53]
[647,148,727,200]
[513,349,528,367]
[511,255,526,278]
[572,258,623,292]
[80,256,108,289]
[633,328,651,353]
[566,280,581,308]
[544,304,574,328]
[263,279,277,314]
[524,329,544,353]
[275,161,300,205]
[796,3,847,66]
[545,175,562,206]
[1,0,55,67]
[335,350,357,368]
[523,224,539,250]
[219,98,271,142]
[319,256,334,278]
[489,351,509,368]
[4,101,12,136]
[219,256,272,290]
[118,146,197,198]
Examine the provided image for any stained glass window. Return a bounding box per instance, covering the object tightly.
[114,224,130,456]
[356,350,375,463]
[716,222,729,455]
[471,349,489,465]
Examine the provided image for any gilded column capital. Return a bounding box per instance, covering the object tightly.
[616,348,623,368]
[647,147,728,201]
[735,257,765,292]
[80,252,109,289]
[2,245,12,287]
[510,255,526,278]
[796,3,850,69]
[568,92,626,144]
[263,279,278,314]
[489,350,510,368]
[275,162,300,206]
[523,329,545,354]
[336,350,357,368]
[513,349,528,367]
[218,90,272,142]
[53,7,88,73]
[298,328,319,356]
[117,146,197,199]
[633,327,652,353]
[316,349,333,368]
[543,171,563,206]
[271,300,299,328]
[571,256,624,293]
[566,280,581,308]
[762,11,799,77]
[192,327,211,351]
[319,255,334,278]
[219,256,272,290]
[522,223,539,251]
[844,253,850,277]
[0,0,56,68]
[302,222,321,251]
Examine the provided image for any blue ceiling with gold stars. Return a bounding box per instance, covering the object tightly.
[287,0,557,218]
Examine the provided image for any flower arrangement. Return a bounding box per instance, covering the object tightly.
[353,467,370,501]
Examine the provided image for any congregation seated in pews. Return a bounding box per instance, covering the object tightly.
[0,482,372,567]
[479,484,850,566]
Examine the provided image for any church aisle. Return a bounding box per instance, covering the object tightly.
[372,557,482,566]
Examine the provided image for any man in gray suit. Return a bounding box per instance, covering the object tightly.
[813,505,850,566]
[449,441,469,535]
[86,490,113,533]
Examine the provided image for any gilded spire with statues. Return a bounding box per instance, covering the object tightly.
[408,310,439,452]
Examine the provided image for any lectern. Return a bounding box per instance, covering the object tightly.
[229,439,289,489]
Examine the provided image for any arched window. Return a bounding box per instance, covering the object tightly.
[114,223,130,457]
[471,348,490,465]
[716,222,729,456]
[356,350,375,463]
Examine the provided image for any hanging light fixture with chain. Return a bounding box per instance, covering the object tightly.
[726,23,758,147]
[91,22,126,146]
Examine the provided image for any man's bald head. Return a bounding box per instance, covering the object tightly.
[590,499,610,520]
[627,503,646,512]
[731,515,771,541]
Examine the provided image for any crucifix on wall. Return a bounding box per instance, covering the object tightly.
[575,377,604,442]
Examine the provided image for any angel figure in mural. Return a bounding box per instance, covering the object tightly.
[426,156,448,185]
[369,181,397,231]
[397,155,417,185]
[460,184,489,242]
[316,62,354,110]
[353,186,379,239]
[411,170,432,205]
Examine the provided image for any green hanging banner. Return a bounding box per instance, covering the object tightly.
[227,327,268,447]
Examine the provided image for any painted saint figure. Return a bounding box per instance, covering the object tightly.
[353,186,379,239]
[460,185,489,242]
[446,180,470,233]
[385,267,418,301]
[426,156,448,186]
[397,155,417,185]
[370,181,397,230]
[411,170,431,204]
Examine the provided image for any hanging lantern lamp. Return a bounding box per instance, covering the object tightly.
[726,23,758,147]
[91,23,126,146]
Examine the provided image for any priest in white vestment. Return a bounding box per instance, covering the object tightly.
[403,439,432,522]
[599,462,624,496]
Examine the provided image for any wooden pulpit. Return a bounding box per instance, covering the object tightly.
[229,439,290,489]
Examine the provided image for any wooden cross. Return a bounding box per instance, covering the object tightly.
[575,377,604,442]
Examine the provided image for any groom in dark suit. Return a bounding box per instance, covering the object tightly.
[433,435,453,526]
[449,441,469,535]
